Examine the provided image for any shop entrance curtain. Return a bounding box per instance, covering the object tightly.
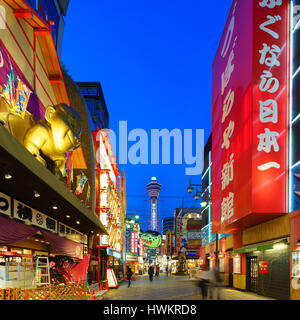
[0,216,83,260]
[41,230,83,260]
[0,216,38,245]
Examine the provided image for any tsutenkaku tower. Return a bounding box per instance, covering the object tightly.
[147,177,161,233]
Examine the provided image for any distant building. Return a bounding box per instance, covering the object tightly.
[162,217,174,235]
[77,82,109,130]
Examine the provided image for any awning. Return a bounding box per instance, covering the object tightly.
[234,238,289,254]
[0,216,83,259]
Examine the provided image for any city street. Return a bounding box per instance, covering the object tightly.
[100,274,273,300]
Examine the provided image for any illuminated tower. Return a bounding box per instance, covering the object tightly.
[147,177,161,232]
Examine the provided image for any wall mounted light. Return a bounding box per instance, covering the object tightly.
[273,243,287,250]
[200,201,207,208]
[4,173,12,180]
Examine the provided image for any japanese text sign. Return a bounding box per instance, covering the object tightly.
[212,0,288,233]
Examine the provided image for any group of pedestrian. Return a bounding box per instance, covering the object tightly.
[197,265,223,299]
[127,264,160,286]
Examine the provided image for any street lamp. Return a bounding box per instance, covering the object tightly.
[187,179,202,201]
[194,193,200,201]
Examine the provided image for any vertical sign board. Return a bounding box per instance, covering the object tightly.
[174,218,181,253]
[252,0,288,214]
[139,239,144,257]
[130,232,138,255]
[212,0,288,234]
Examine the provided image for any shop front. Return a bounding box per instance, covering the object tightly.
[235,238,290,300]
[0,109,106,295]
[106,247,123,283]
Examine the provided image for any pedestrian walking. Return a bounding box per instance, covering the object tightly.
[155,264,160,277]
[211,266,223,299]
[168,265,172,277]
[197,266,210,299]
[126,266,133,288]
[166,265,169,277]
[148,265,154,282]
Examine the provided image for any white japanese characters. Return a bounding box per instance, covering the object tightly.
[220,1,238,225]
[259,0,282,9]
[221,154,234,190]
[259,15,282,39]
[256,1,283,171]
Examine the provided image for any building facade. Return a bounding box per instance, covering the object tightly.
[0,0,106,293]
[162,216,174,235]
[204,0,300,300]
[77,82,109,130]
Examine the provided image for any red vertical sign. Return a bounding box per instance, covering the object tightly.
[139,239,144,257]
[252,0,289,214]
[212,0,288,234]
[131,232,138,254]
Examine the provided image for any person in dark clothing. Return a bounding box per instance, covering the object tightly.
[148,265,154,282]
[126,266,133,288]
[197,266,210,299]
[155,265,160,277]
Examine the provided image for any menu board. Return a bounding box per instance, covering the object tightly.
[292,251,300,278]
[219,257,225,273]
[233,255,241,274]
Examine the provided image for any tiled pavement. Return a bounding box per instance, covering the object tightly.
[99,274,274,300]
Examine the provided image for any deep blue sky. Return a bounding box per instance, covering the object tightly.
[61,0,232,232]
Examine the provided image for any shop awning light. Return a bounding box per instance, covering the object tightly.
[273,243,287,250]
[66,215,70,218]
[76,221,80,224]
[4,173,12,180]
[52,205,58,210]
[34,191,40,198]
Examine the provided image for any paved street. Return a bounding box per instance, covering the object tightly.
[100,274,273,300]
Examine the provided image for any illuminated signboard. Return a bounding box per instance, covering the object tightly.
[233,255,241,274]
[139,239,144,257]
[130,231,138,254]
[212,0,288,233]
[175,218,181,252]
[106,268,118,288]
[166,230,172,255]
[141,231,162,248]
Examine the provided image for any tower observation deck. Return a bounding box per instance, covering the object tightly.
[147,177,161,233]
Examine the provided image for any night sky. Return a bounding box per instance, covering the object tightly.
[61,0,232,232]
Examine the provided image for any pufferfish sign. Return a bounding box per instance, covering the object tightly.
[141,231,162,248]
